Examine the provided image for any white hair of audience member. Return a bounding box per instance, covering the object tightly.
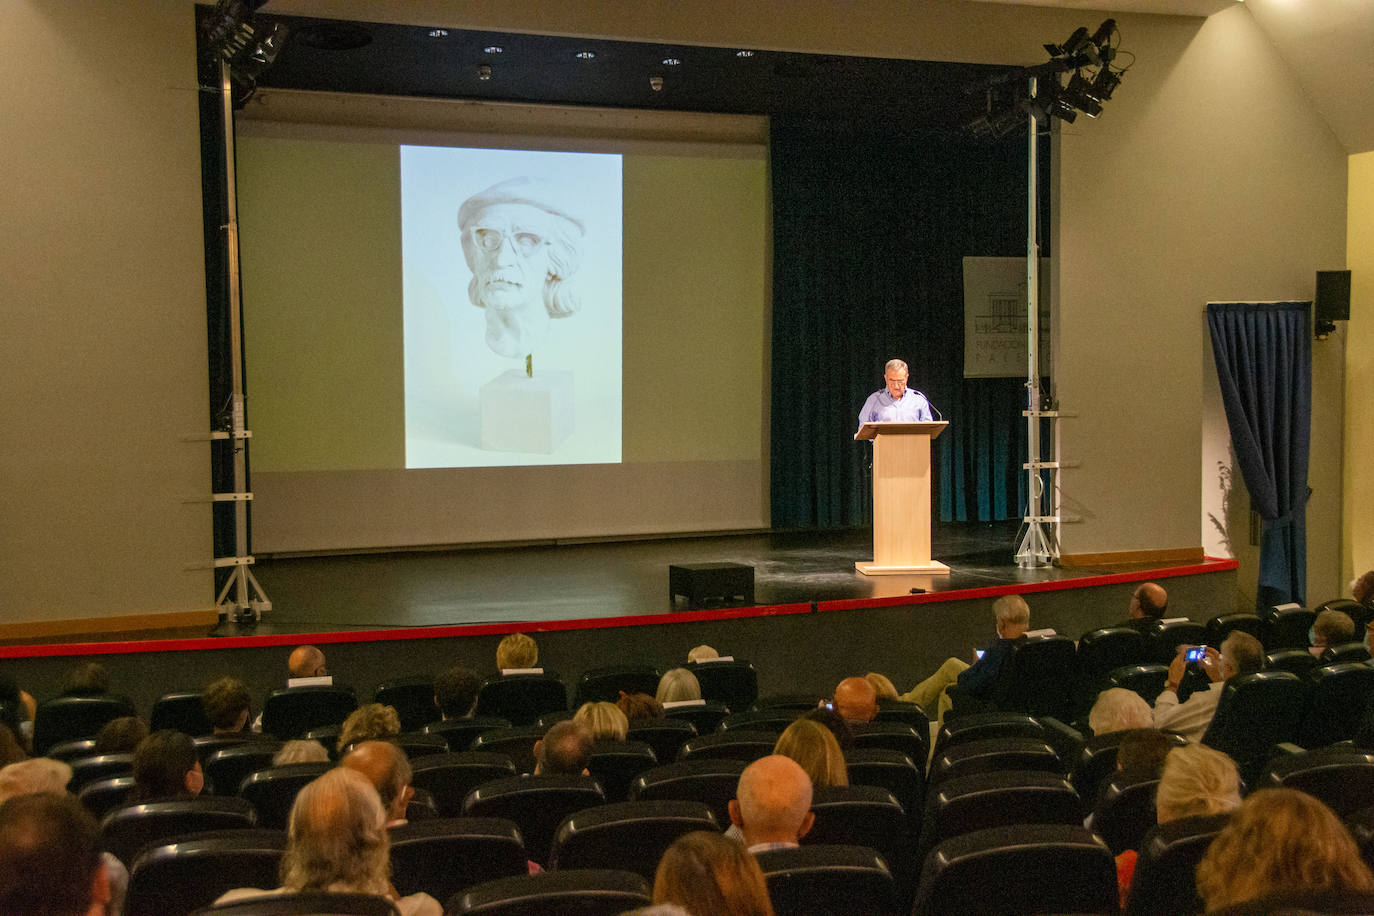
[992,594,1030,626]
[282,768,392,896]
[1155,744,1242,823]
[687,645,719,663]
[1088,688,1154,736]
[274,739,330,766]
[0,758,73,803]
[656,668,702,704]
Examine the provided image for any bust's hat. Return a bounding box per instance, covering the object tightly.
[458,176,585,236]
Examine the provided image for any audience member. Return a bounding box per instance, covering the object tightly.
[898,595,1031,722]
[92,716,149,755]
[1196,788,1374,911]
[1310,608,1356,660]
[1114,728,1175,780]
[273,739,330,765]
[656,668,702,706]
[202,676,252,734]
[653,830,775,916]
[0,724,25,767]
[341,740,414,827]
[616,691,664,722]
[573,701,628,741]
[1353,570,1374,610]
[687,645,720,663]
[433,666,481,720]
[865,672,900,701]
[0,672,36,742]
[337,703,402,753]
[215,768,440,915]
[774,718,848,789]
[496,633,538,671]
[728,755,814,853]
[1088,688,1154,736]
[60,661,111,697]
[800,707,855,750]
[1117,582,1168,632]
[1153,632,1264,742]
[130,729,203,803]
[831,676,879,725]
[0,793,112,916]
[533,719,594,775]
[287,645,328,681]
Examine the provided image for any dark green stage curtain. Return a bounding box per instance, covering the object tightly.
[769,118,1048,529]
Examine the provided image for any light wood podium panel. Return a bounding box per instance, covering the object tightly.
[854,421,950,575]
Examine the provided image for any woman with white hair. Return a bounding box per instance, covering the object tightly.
[216,767,440,915]
[1088,688,1154,736]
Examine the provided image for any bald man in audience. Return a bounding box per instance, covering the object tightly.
[728,755,815,854]
[533,719,594,775]
[832,677,879,725]
[288,645,328,680]
[1118,582,1168,633]
[341,740,414,827]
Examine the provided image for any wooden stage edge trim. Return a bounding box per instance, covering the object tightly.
[1059,547,1206,567]
[0,610,219,642]
[0,558,1237,661]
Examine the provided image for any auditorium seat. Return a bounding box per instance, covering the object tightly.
[1259,745,1374,818]
[1206,612,1267,648]
[534,710,574,728]
[662,699,730,734]
[1265,648,1321,678]
[448,868,652,915]
[927,736,1061,788]
[1122,813,1231,916]
[1202,670,1308,784]
[461,773,606,866]
[548,799,717,878]
[574,664,661,705]
[406,787,439,821]
[151,691,214,736]
[1077,626,1151,700]
[1065,729,1186,811]
[68,752,135,792]
[475,672,568,726]
[373,676,437,732]
[919,769,1083,863]
[1262,603,1316,651]
[720,708,799,733]
[626,718,697,764]
[979,634,1078,721]
[629,758,747,828]
[1090,771,1159,855]
[123,828,287,916]
[203,743,283,797]
[421,715,512,751]
[845,748,925,821]
[688,658,759,710]
[237,761,332,830]
[586,739,657,803]
[78,775,135,819]
[850,720,927,765]
[874,699,930,734]
[196,891,398,915]
[756,844,897,916]
[260,685,357,740]
[1315,597,1374,631]
[754,693,827,712]
[1109,663,1170,704]
[392,731,450,759]
[805,785,911,897]
[932,711,1045,759]
[388,817,527,903]
[194,733,280,764]
[408,751,518,818]
[32,694,137,754]
[101,796,258,866]
[1325,641,1372,664]
[45,737,98,761]
[913,823,1116,916]
[677,728,776,763]
[469,725,543,775]
[1147,619,1209,664]
[1296,663,1374,748]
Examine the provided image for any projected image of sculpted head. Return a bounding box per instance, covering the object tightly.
[457,177,585,359]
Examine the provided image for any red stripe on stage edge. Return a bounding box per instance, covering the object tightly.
[816,557,1239,613]
[0,602,816,660]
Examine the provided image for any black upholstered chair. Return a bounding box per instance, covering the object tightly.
[388,817,527,903]
[1110,663,1171,704]
[390,732,450,760]
[1296,662,1374,748]
[927,736,1061,788]
[850,720,927,765]
[720,708,799,733]
[574,664,661,705]
[548,799,717,878]
[688,658,759,710]
[932,711,1045,759]
[202,743,283,797]
[1259,745,1374,818]
[1263,603,1316,651]
[1201,670,1308,783]
[78,774,136,819]
[586,740,657,803]
[678,728,776,763]
[1090,770,1159,855]
[912,824,1116,916]
[1207,612,1267,648]
[1122,813,1231,916]
[1067,729,1187,811]
[626,718,697,763]
[474,673,568,727]
[1077,626,1151,697]
[101,796,258,867]
[151,691,215,736]
[32,694,137,754]
[981,635,1078,721]
[805,785,911,896]
[1265,648,1321,678]
[845,747,925,821]
[421,716,512,751]
[124,828,287,916]
[193,891,399,915]
[662,700,730,734]
[757,844,898,916]
[68,752,135,792]
[1326,641,1373,665]
[754,693,827,712]
[447,868,652,915]
[919,769,1083,862]
[1146,619,1209,664]
[408,751,519,818]
[46,737,98,761]
[461,774,606,866]
[236,762,332,830]
[628,758,747,829]
[373,676,437,732]
[260,685,357,740]
[874,699,930,734]
[469,725,544,775]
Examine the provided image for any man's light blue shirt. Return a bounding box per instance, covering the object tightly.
[858,389,933,428]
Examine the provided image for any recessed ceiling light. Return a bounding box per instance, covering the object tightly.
[736,50,755,58]
[484,46,503,54]
[576,50,596,60]
[427,29,448,38]
[662,58,681,66]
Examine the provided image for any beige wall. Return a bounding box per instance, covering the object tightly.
[0,2,211,623]
[1345,151,1374,583]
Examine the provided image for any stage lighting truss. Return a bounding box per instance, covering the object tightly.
[1029,19,1128,125]
[200,0,288,109]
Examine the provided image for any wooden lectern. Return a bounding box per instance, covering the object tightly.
[854,421,950,575]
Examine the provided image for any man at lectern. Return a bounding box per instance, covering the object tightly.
[858,358,934,428]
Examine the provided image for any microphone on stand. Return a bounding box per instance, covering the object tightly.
[911,391,943,421]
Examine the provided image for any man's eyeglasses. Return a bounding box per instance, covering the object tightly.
[471,227,547,255]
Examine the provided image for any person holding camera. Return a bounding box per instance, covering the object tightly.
[1151,632,1264,742]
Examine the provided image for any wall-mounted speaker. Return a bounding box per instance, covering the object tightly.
[1316,269,1351,323]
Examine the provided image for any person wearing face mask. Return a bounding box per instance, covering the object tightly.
[1308,608,1356,661]
[857,358,934,429]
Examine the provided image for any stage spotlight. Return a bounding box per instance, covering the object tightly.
[1061,72,1104,118]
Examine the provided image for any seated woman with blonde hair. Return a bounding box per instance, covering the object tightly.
[337,703,401,754]
[574,701,629,741]
[774,718,848,789]
[653,830,774,916]
[864,672,899,701]
[656,668,702,706]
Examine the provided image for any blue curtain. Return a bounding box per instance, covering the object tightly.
[1206,302,1311,608]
